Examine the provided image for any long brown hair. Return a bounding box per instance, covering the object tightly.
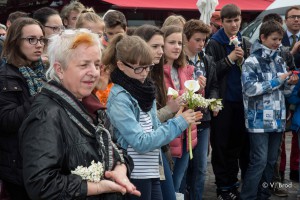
[134,24,167,109]
[161,25,186,68]
[2,17,44,67]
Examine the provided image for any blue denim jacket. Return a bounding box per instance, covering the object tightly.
[106,84,189,154]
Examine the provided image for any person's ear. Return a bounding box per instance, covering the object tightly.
[260,34,266,42]
[63,19,68,27]
[53,62,64,80]
[117,61,125,71]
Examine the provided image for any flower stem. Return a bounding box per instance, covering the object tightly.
[188,125,193,159]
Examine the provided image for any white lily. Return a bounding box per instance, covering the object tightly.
[184,80,200,93]
[167,87,179,99]
[229,35,240,47]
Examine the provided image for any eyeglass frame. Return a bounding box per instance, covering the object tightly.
[287,15,300,20]
[122,61,154,74]
[44,25,65,33]
[20,37,48,45]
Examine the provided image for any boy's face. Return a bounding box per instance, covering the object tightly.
[185,32,207,55]
[261,32,282,50]
[222,15,241,38]
[104,25,126,42]
[64,10,80,29]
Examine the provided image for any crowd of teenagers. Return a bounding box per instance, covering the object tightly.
[0,1,300,200]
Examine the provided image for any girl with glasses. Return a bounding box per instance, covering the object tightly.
[105,34,202,200]
[0,17,46,200]
[134,24,184,200]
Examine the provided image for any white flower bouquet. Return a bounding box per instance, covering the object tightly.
[167,80,223,159]
[71,160,104,182]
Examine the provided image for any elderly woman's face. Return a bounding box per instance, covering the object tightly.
[59,44,101,100]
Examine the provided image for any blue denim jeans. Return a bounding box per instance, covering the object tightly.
[160,152,176,200]
[172,139,190,192]
[130,178,163,200]
[240,132,282,200]
[186,127,209,200]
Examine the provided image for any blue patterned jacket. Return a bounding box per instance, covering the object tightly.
[241,40,294,133]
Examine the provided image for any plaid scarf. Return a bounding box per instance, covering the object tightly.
[18,61,45,96]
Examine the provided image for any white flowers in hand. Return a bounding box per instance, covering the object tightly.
[184,80,200,93]
[207,98,223,112]
[167,87,179,99]
[71,160,104,182]
[229,35,240,47]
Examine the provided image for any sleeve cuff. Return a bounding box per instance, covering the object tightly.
[173,115,189,132]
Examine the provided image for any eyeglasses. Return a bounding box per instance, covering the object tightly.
[44,25,65,33]
[287,15,300,20]
[21,37,48,45]
[122,61,154,74]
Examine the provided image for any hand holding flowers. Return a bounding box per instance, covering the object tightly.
[72,161,141,196]
[167,80,223,159]
[229,35,240,47]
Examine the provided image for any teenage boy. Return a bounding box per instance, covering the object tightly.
[102,10,127,46]
[205,4,251,199]
[183,19,219,200]
[240,20,298,200]
[60,1,85,29]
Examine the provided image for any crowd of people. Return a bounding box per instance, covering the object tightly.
[0,1,300,200]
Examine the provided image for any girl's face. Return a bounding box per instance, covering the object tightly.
[117,60,153,83]
[44,14,64,38]
[163,32,183,64]
[20,24,45,65]
[147,34,164,64]
[81,21,105,40]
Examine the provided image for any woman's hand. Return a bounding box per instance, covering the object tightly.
[105,164,141,197]
[176,107,203,124]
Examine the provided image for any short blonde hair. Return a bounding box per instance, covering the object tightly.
[46,29,101,82]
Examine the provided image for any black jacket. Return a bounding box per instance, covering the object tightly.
[19,83,132,200]
[0,63,33,185]
[205,36,251,100]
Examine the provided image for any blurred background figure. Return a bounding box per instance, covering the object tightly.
[0,24,7,37]
[103,10,127,46]
[5,11,29,30]
[210,11,222,35]
[60,0,85,29]
[162,14,186,28]
[33,7,64,38]
[76,7,105,40]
